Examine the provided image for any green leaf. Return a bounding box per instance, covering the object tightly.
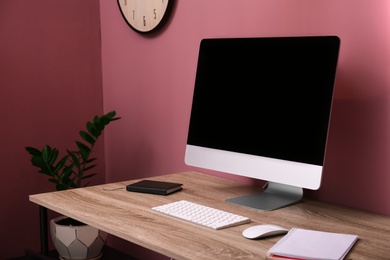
[86,157,97,164]
[60,164,73,182]
[93,116,103,133]
[62,177,77,189]
[79,130,95,145]
[83,164,96,172]
[67,150,80,170]
[93,115,101,124]
[48,149,59,166]
[31,156,45,167]
[76,141,90,161]
[106,110,116,119]
[82,173,96,180]
[87,121,99,138]
[42,146,50,162]
[111,117,121,121]
[105,110,121,121]
[54,155,69,175]
[25,147,42,156]
[100,115,110,126]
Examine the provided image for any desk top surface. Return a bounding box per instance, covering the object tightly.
[30,171,390,260]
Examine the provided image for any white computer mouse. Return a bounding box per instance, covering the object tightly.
[242,224,289,239]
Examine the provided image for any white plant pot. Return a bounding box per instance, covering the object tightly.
[50,216,108,260]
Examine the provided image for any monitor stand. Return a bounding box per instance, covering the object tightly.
[225,182,303,211]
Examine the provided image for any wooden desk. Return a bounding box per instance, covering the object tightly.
[30,171,390,260]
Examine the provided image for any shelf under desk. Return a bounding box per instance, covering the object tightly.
[30,171,390,260]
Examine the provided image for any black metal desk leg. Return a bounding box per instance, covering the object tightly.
[39,206,48,256]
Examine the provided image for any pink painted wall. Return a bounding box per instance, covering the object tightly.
[0,1,103,258]
[2,0,390,258]
[101,0,390,214]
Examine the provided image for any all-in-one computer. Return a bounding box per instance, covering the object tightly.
[185,36,340,211]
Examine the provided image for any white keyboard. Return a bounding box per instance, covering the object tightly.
[151,200,251,230]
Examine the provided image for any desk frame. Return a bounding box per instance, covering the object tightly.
[39,206,49,256]
[30,171,390,260]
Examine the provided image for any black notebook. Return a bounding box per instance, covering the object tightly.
[126,180,183,195]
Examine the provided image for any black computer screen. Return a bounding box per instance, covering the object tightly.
[187,36,340,166]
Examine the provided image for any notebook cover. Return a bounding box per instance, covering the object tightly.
[126,180,183,195]
[267,228,358,260]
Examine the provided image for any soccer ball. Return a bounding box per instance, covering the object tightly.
[50,216,108,260]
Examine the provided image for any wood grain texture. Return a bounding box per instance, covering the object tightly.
[30,171,390,260]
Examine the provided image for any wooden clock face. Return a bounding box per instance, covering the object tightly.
[117,0,171,33]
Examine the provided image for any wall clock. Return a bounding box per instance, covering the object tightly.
[117,0,172,33]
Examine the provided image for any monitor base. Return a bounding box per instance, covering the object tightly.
[225,182,303,211]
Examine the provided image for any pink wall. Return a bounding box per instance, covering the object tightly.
[101,0,390,214]
[2,0,390,258]
[0,1,103,258]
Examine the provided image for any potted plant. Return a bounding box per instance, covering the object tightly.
[26,110,120,260]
